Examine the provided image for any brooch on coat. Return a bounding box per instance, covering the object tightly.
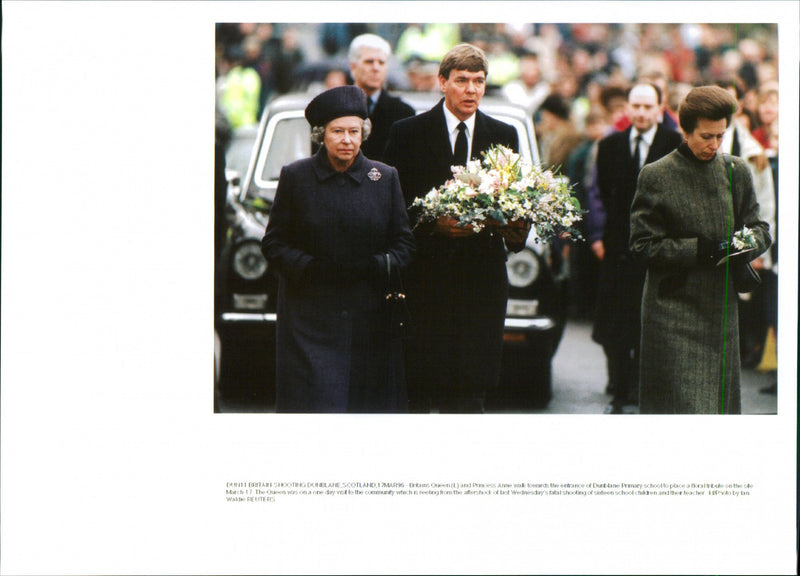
[367,167,382,181]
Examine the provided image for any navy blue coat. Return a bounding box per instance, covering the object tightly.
[261,149,415,413]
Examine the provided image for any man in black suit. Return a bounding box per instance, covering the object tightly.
[591,82,683,414]
[348,33,415,162]
[383,43,523,413]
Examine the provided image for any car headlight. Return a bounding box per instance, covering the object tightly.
[506,248,539,288]
[232,242,267,280]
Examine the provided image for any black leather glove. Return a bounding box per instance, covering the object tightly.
[726,246,754,267]
[697,236,730,266]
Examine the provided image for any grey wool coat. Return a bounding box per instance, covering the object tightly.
[261,149,415,413]
[629,145,771,414]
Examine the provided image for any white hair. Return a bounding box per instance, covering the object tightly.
[310,118,372,144]
[348,33,391,63]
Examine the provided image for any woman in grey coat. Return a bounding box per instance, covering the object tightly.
[261,86,415,413]
[630,86,771,414]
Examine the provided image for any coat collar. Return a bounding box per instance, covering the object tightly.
[433,98,491,161]
[628,124,657,149]
[311,147,368,183]
[625,123,678,162]
[429,99,455,154]
[677,141,716,164]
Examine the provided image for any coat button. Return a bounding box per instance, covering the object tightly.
[341,310,349,319]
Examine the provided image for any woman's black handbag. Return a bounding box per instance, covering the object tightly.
[383,253,410,339]
[726,154,762,294]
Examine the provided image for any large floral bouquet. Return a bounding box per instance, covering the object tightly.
[411,144,582,241]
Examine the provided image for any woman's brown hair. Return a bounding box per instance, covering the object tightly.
[678,85,739,133]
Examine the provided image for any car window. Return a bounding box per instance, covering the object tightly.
[253,113,310,192]
[494,115,535,164]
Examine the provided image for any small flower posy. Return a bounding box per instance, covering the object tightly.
[732,226,757,251]
[411,144,583,241]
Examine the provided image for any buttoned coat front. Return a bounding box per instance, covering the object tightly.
[630,147,771,414]
[383,99,519,400]
[261,150,415,413]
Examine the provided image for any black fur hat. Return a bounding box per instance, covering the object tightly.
[305,85,368,126]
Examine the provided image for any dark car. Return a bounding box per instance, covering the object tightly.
[214,91,568,413]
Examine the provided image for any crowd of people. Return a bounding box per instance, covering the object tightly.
[216,23,779,414]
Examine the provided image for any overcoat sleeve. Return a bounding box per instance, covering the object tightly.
[260,164,314,284]
[382,166,416,272]
[629,164,700,269]
[630,159,771,268]
[595,137,613,209]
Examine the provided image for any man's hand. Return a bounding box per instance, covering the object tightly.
[497,220,531,250]
[432,215,476,238]
[591,240,605,261]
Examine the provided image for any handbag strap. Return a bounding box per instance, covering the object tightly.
[724,154,760,284]
[384,252,406,295]
[723,153,740,230]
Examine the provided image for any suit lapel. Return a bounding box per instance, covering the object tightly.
[646,125,673,164]
[374,90,390,114]
[472,110,494,160]
[427,99,455,165]
[620,126,635,163]
[617,127,638,174]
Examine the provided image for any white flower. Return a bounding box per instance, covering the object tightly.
[732,226,756,250]
[411,144,583,240]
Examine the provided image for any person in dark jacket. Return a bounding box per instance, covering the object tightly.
[591,83,683,414]
[383,43,524,414]
[348,33,415,162]
[261,85,415,413]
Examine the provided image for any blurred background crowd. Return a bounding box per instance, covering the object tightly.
[215,22,779,384]
[215,23,777,135]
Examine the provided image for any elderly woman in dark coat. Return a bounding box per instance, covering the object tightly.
[261,86,415,413]
[630,86,771,414]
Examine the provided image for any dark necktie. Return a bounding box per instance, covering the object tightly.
[632,133,642,173]
[454,122,468,166]
[368,98,377,115]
